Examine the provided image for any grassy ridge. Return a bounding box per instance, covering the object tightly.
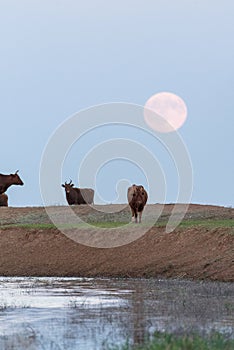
[0,205,233,231]
[1,218,233,230]
[0,219,234,233]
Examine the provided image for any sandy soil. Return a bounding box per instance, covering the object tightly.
[0,204,233,281]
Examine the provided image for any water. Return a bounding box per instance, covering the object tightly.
[0,277,233,349]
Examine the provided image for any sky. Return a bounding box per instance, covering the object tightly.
[0,0,233,207]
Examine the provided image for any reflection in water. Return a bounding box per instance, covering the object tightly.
[0,277,233,349]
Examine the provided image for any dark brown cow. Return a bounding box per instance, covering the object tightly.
[127,184,148,223]
[0,193,8,207]
[0,170,24,194]
[62,180,94,205]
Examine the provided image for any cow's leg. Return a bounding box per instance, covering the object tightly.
[138,211,142,224]
[135,211,138,223]
[130,207,135,223]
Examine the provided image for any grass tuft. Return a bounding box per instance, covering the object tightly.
[110,332,234,350]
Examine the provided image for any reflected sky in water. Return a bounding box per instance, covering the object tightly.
[0,277,233,349]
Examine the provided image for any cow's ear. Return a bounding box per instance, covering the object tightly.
[71,184,74,187]
[62,184,65,188]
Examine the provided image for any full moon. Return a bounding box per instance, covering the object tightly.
[144,92,187,133]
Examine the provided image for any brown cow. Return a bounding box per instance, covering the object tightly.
[0,170,24,194]
[62,180,94,205]
[127,184,148,223]
[0,193,8,207]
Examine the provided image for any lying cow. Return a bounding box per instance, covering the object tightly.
[62,180,94,205]
[127,184,148,223]
[0,170,24,194]
[0,193,8,207]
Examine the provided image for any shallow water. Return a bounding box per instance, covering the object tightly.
[0,277,233,349]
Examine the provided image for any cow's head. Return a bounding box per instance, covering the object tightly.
[10,170,24,185]
[138,185,146,196]
[62,180,74,193]
[132,185,146,199]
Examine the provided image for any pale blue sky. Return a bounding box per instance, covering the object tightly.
[0,0,233,206]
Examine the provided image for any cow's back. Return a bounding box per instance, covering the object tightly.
[80,188,94,204]
[0,174,6,194]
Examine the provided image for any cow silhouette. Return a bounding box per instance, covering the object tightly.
[62,180,94,205]
[127,184,148,223]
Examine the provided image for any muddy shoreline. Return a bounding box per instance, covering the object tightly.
[0,204,233,281]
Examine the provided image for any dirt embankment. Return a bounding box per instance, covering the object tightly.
[0,204,233,281]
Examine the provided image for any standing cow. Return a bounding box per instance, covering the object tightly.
[0,193,8,207]
[127,184,148,223]
[62,180,94,205]
[0,170,24,194]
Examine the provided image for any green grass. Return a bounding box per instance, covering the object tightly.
[0,221,128,230]
[1,223,55,230]
[1,218,233,231]
[110,332,234,350]
[153,218,234,229]
[178,218,234,229]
